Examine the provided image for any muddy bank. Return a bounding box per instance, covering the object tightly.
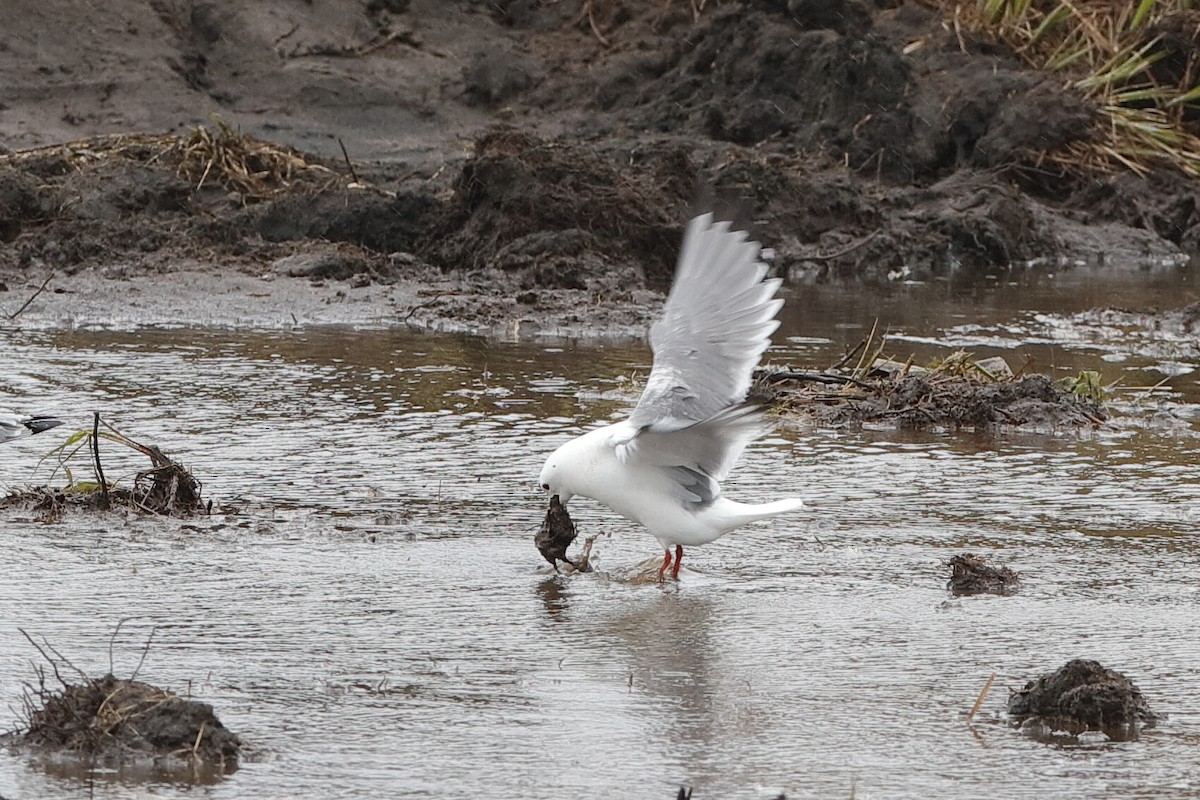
[1,1,1197,334]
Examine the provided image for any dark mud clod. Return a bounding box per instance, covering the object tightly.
[947,553,1019,596]
[1008,659,1158,739]
[535,494,586,571]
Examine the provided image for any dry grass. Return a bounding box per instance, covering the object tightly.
[929,0,1200,175]
[0,120,343,201]
[170,119,340,200]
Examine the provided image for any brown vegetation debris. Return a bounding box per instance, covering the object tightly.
[1,415,206,520]
[0,123,344,205]
[759,346,1107,430]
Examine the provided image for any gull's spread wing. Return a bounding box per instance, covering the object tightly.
[628,213,782,432]
[613,215,785,502]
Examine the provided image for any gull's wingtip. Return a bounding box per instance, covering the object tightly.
[24,415,65,435]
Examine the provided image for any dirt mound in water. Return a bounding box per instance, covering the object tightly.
[12,673,240,770]
[763,371,1106,430]
[1008,659,1158,739]
[947,553,1019,596]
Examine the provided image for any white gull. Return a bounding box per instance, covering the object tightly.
[539,213,804,579]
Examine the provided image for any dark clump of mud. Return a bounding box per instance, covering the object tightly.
[11,673,240,769]
[536,494,592,572]
[761,365,1107,431]
[1008,659,1159,740]
[947,553,1019,596]
[426,128,685,288]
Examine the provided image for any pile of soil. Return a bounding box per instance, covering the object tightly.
[1008,659,1159,738]
[762,371,1106,430]
[0,0,1196,332]
[11,673,240,768]
[946,553,1019,596]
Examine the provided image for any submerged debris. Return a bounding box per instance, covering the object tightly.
[1008,659,1158,739]
[760,349,1107,430]
[535,494,590,572]
[947,553,1020,597]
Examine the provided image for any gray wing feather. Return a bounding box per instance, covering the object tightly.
[617,404,768,503]
[629,213,783,430]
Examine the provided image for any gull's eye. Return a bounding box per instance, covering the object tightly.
[541,483,550,490]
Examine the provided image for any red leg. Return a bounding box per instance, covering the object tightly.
[657,549,672,579]
[671,544,683,579]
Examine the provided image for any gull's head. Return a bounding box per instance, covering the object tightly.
[539,436,591,506]
[538,450,572,506]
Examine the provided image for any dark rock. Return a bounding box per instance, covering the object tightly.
[462,50,539,107]
[271,251,369,279]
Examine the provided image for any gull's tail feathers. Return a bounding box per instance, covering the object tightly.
[705,497,806,534]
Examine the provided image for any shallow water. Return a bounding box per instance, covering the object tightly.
[1,264,1199,800]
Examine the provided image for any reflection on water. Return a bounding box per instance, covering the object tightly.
[0,267,1199,800]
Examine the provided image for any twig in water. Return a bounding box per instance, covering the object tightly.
[830,337,867,371]
[109,617,138,676]
[93,412,111,510]
[19,628,95,686]
[967,672,996,721]
[7,273,54,320]
[130,625,159,683]
[851,319,880,379]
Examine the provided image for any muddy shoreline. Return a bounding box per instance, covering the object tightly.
[1,1,1197,338]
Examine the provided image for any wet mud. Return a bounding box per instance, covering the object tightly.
[946,553,1019,597]
[535,494,583,571]
[1008,659,1159,740]
[1,1,1198,334]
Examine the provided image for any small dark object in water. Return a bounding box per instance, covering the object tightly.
[947,553,1019,596]
[535,494,581,571]
[1008,659,1158,737]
